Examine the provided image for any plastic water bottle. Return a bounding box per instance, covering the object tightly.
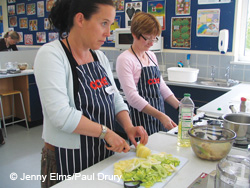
[177,93,195,147]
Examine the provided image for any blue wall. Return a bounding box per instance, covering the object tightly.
[8,0,235,51]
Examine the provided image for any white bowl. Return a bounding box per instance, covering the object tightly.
[167,67,199,83]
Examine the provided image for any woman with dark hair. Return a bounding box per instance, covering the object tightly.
[116,12,179,138]
[34,0,148,187]
[0,31,20,51]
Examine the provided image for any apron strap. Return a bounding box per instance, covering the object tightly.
[131,45,143,67]
[59,39,100,104]
[90,49,99,62]
[145,52,157,66]
[60,40,79,103]
[131,45,158,67]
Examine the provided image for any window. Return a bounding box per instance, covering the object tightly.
[246,2,250,57]
[235,0,250,63]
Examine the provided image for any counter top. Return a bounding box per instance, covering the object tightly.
[2,69,249,117]
[0,69,239,92]
[164,78,233,92]
[52,133,246,188]
[197,83,250,117]
[113,70,250,117]
[0,69,34,79]
[113,71,236,92]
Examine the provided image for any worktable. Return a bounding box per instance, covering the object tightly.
[197,83,250,117]
[0,69,34,79]
[52,132,247,188]
[0,69,42,125]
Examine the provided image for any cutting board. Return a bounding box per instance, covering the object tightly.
[98,151,188,188]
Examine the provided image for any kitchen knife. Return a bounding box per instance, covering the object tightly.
[125,140,136,152]
[129,147,136,152]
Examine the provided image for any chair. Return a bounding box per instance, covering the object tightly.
[0,90,29,137]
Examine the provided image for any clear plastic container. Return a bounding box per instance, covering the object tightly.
[177,93,194,147]
[216,155,250,188]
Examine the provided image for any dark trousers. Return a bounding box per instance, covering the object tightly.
[41,146,58,188]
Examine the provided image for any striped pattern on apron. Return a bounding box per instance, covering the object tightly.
[129,47,166,137]
[55,40,115,178]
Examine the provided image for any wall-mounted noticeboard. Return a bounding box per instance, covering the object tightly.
[108,0,235,52]
[7,0,235,52]
[7,0,58,46]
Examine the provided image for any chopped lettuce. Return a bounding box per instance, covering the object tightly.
[114,152,180,188]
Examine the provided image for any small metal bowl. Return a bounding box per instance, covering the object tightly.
[188,125,236,161]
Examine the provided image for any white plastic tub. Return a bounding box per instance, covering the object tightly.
[167,67,199,83]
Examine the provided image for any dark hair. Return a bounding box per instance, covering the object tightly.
[49,0,114,38]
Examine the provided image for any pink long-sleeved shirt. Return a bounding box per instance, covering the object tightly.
[116,50,173,112]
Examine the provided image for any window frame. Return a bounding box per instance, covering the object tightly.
[234,0,250,64]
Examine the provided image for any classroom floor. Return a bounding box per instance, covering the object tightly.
[0,124,43,188]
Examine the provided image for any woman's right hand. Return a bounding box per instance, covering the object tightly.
[104,129,130,153]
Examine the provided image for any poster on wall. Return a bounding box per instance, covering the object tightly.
[24,34,33,45]
[8,5,15,15]
[9,16,17,27]
[125,2,142,28]
[107,16,121,43]
[147,0,166,30]
[17,32,23,42]
[17,3,25,15]
[46,0,56,12]
[19,17,28,28]
[44,18,50,30]
[171,17,191,48]
[36,32,46,43]
[0,6,3,38]
[27,3,36,15]
[113,0,124,12]
[198,0,231,4]
[37,1,45,17]
[8,0,16,3]
[197,9,220,37]
[29,19,38,31]
[176,0,191,15]
[48,32,59,42]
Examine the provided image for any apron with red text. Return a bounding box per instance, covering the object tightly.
[129,49,166,138]
[55,40,115,177]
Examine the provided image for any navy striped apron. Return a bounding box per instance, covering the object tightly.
[129,46,166,138]
[55,39,115,177]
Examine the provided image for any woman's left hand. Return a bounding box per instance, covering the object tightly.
[125,126,148,147]
[159,114,177,130]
